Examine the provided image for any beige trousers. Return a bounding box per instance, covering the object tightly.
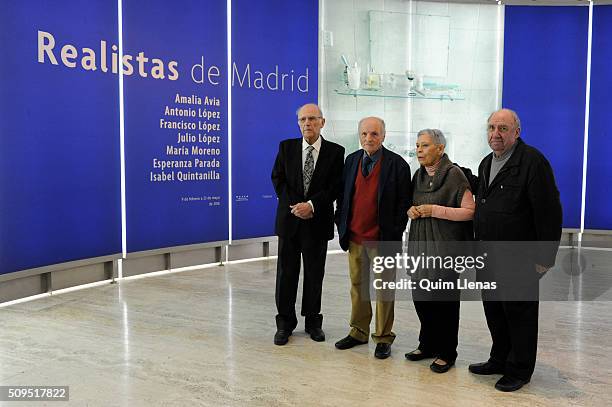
[347,241,396,344]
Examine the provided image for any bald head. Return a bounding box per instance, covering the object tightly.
[297,103,325,144]
[297,103,323,117]
[488,108,521,130]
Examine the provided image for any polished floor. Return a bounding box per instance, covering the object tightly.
[0,252,611,406]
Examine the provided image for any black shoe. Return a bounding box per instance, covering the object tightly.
[495,375,529,392]
[335,335,368,350]
[305,327,325,342]
[405,349,435,361]
[430,358,455,373]
[274,329,292,346]
[374,343,392,359]
[468,360,505,375]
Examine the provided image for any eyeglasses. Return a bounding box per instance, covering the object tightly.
[298,116,322,123]
[487,124,511,133]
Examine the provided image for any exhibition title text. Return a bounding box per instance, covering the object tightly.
[37,30,310,92]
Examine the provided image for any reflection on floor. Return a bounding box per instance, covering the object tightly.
[0,252,611,406]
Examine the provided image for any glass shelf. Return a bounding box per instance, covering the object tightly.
[334,84,464,101]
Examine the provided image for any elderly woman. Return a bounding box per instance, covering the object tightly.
[405,129,475,373]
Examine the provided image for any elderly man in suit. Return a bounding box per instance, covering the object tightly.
[271,103,345,346]
[468,108,562,391]
[334,116,412,359]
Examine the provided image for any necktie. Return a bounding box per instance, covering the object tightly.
[303,145,315,194]
[363,156,372,177]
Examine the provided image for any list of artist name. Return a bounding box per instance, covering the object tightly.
[149,93,223,195]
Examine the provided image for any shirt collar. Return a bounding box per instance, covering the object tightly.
[362,147,382,162]
[303,135,322,152]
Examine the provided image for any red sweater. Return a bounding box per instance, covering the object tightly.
[349,157,381,244]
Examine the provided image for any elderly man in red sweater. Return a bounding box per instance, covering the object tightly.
[334,117,412,359]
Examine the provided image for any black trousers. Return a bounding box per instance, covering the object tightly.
[275,228,328,331]
[413,299,460,363]
[483,300,539,381]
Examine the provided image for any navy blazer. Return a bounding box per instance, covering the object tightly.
[271,136,345,240]
[335,146,412,251]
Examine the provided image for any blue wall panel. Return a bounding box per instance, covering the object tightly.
[585,5,612,230]
[503,6,588,229]
[123,0,229,253]
[0,0,121,274]
[231,0,319,240]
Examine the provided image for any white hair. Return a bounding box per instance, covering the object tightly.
[417,128,446,146]
[358,116,386,136]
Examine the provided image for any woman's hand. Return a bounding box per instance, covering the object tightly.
[408,206,421,220]
[415,204,433,218]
